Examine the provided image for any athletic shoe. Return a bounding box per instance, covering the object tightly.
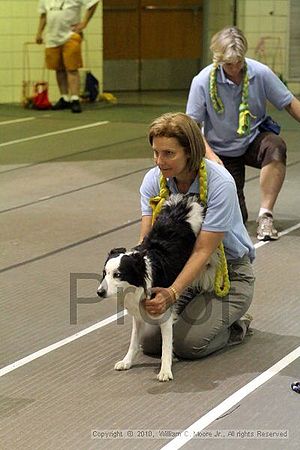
[52,97,70,110]
[71,99,82,113]
[256,213,279,241]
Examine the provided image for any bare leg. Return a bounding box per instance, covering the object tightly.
[55,69,69,96]
[67,69,80,96]
[260,161,286,211]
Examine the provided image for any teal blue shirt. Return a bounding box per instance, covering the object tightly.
[140,159,255,262]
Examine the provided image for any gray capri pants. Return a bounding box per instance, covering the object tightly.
[141,255,254,359]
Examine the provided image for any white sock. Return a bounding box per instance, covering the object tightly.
[258,208,273,217]
[70,95,79,101]
[62,95,70,102]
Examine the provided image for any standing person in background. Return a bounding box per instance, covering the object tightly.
[186,26,300,241]
[36,0,99,113]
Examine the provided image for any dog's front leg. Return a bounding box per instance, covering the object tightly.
[114,317,141,371]
[157,316,173,381]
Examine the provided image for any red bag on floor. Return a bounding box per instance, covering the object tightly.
[32,82,52,110]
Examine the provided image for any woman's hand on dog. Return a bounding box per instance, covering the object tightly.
[144,287,174,315]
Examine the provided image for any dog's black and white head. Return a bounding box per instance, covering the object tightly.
[97,248,150,299]
[97,194,206,300]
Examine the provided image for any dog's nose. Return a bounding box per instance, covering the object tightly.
[97,287,106,298]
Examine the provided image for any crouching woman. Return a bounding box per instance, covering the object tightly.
[139,112,255,359]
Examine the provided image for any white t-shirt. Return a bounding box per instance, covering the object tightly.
[38,0,98,47]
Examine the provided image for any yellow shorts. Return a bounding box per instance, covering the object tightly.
[45,33,83,71]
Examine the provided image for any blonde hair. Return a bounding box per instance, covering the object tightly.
[148,112,206,171]
[210,26,248,64]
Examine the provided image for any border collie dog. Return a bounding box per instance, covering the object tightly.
[97,194,218,381]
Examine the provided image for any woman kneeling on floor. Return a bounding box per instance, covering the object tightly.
[139,112,255,359]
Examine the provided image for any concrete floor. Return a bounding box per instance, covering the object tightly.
[0,93,300,450]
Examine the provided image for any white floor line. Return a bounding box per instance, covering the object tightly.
[159,221,300,450]
[0,310,127,378]
[160,346,300,450]
[0,221,299,383]
[0,117,35,126]
[0,121,109,148]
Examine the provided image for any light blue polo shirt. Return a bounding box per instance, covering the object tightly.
[186,58,293,156]
[140,159,255,262]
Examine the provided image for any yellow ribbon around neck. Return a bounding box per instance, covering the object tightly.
[210,62,256,137]
[149,159,230,297]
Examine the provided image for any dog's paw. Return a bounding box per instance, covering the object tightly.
[114,360,132,371]
[157,369,173,382]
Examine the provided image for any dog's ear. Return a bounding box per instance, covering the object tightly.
[102,247,127,279]
[131,243,145,252]
[108,247,127,258]
[104,247,126,265]
[119,252,147,289]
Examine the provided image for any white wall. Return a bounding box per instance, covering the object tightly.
[0,0,103,104]
[239,0,300,94]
